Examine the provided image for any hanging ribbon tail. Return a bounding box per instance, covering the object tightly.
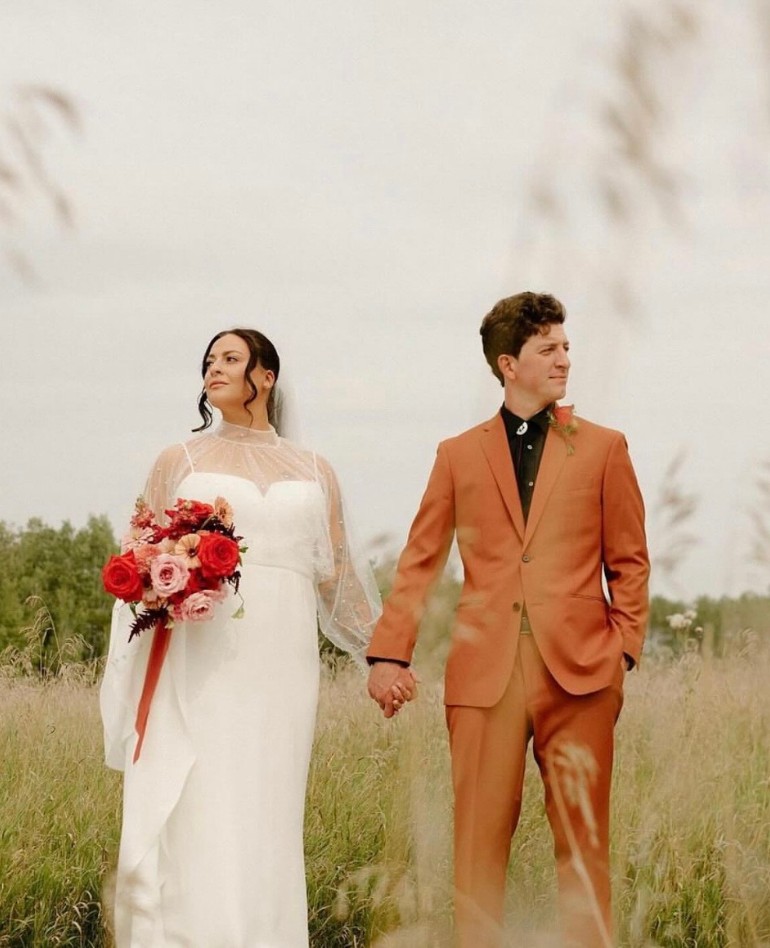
[132,617,173,764]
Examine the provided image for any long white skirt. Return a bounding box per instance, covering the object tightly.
[104,564,320,948]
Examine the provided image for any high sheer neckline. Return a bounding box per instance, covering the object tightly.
[213,421,280,447]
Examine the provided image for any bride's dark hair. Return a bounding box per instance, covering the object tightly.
[193,328,281,432]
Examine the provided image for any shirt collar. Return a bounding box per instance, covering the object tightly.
[500,403,552,439]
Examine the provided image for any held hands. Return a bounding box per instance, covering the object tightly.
[367,661,418,719]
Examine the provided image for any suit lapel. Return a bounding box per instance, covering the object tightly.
[480,414,526,541]
[524,427,568,545]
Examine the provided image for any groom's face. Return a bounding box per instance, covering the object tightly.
[504,323,570,407]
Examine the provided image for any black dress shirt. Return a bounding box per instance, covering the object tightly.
[500,404,551,520]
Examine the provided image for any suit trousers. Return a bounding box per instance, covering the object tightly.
[445,635,624,948]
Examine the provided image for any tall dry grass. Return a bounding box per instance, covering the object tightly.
[1,636,769,946]
[0,672,120,946]
[612,636,770,946]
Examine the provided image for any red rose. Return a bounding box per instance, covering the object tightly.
[552,404,574,426]
[102,552,145,602]
[197,533,240,579]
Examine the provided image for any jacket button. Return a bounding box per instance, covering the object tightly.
[512,601,521,612]
[522,554,531,563]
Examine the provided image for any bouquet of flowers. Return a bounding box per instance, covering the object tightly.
[102,496,246,639]
[102,496,246,762]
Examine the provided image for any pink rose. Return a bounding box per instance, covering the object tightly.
[150,554,190,597]
[177,590,220,622]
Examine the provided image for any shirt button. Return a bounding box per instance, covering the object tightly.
[512,601,521,612]
[527,444,532,450]
[528,481,534,487]
[522,554,531,563]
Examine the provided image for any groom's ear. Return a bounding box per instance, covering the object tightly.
[497,353,517,382]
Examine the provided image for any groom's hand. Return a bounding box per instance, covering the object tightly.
[367,662,417,719]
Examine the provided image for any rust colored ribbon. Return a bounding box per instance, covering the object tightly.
[132,617,172,763]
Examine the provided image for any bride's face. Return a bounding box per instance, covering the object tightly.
[203,333,274,416]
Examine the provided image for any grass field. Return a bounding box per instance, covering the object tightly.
[1,636,769,946]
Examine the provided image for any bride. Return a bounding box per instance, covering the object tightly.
[100,328,396,947]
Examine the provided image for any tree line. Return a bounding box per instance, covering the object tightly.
[0,516,116,673]
[0,517,767,676]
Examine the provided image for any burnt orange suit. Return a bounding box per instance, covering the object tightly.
[368,411,649,946]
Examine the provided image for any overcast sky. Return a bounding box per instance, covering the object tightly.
[2,0,769,600]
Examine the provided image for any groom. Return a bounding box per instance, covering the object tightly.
[367,292,649,947]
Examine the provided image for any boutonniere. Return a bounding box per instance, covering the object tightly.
[548,404,578,455]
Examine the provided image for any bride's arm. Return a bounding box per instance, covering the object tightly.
[140,443,193,523]
[313,455,382,668]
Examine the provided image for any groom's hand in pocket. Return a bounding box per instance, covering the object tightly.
[367,661,417,718]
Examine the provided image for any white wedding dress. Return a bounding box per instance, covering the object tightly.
[100,423,381,948]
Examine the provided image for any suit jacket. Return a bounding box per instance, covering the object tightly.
[367,411,650,705]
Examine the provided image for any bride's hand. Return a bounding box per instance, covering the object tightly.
[390,668,418,715]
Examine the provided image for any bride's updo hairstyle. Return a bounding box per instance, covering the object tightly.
[194,328,281,432]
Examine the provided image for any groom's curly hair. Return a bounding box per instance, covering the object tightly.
[480,292,566,385]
